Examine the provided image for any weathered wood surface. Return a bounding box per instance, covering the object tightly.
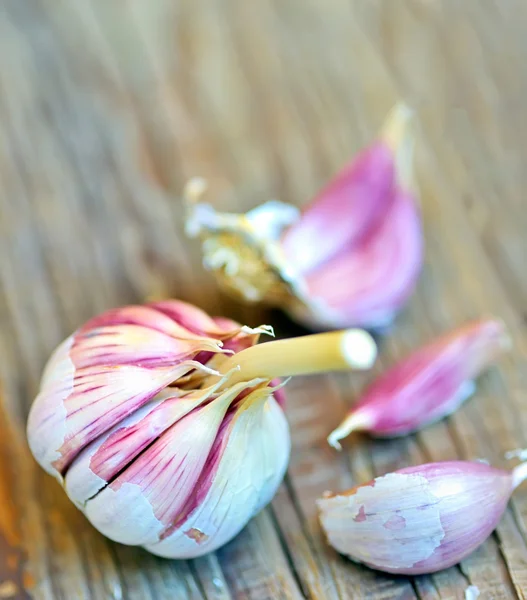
[1,0,527,598]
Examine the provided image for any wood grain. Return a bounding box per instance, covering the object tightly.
[1,0,527,598]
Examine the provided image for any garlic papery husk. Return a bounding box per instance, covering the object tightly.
[328,318,510,449]
[28,300,377,558]
[185,103,422,331]
[318,460,527,575]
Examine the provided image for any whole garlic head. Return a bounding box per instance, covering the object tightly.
[27,300,290,558]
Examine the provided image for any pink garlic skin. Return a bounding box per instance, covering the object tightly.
[281,144,395,275]
[317,461,514,575]
[280,140,422,330]
[329,319,509,447]
[27,301,289,558]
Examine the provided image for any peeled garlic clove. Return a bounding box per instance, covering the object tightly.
[318,460,525,575]
[185,103,422,330]
[328,318,510,449]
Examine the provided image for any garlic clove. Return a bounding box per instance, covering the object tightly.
[27,302,252,479]
[78,303,221,341]
[328,318,510,449]
[298,188,422,330]
[145,384,290,558]
[184,103,422,331]
[65,370,238,506]
[281,103,415,277]
[317,460,515,575]
[149,300,258,340]
[280,142,396,275]
[28,360,188,480]
[84,379,264,546]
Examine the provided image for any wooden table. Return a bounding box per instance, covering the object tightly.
[1,1,527,598]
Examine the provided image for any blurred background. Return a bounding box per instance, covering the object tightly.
[1,1,526,598]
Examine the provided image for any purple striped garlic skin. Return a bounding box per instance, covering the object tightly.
[28,301,265,479]
[328,319,510,449]
[280,141,397,276]
[27,300,290,558]
[185,103,423,331]
[144,385,289,558]
[82,380,289,553]
[318,460,520,575]
[290,186,422,330]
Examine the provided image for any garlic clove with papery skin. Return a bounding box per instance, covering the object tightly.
[185,103,422,331]
[318,460,526,575]
[144,383,290,558]
[64,370,239,507]
[328,318,510,449]
[84,379,267,546]
[27,300,377,558]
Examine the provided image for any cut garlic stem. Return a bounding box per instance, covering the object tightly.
[327,410,375,451]
[207,329,377,389]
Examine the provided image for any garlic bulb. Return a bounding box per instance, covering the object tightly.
[328,318,510,449]
[27,300,377,558]
[185,103,422,331]
[318,460,527,575]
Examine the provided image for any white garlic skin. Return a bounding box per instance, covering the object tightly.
[317,461,513,574]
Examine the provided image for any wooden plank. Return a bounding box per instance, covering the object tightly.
[1,0,527,598]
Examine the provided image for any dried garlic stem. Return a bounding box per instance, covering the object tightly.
[207,329,377,389]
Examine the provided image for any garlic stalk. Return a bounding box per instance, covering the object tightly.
[27,300,377,558]
[328,318,510,449]
[318,459,527,575]
[185,103,422,331]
